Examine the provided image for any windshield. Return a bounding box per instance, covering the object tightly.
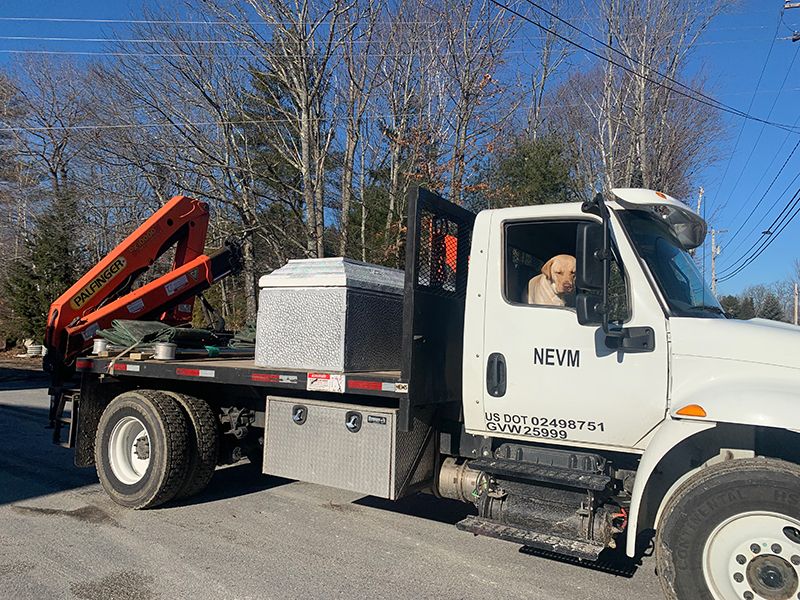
[618,210,725,318]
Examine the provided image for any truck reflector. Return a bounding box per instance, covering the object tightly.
[175,367,215,378]
[347,380,397,392]
[348,379,383,391]
[250,372,298,384]
[75,359,93,369]
[112,363,140,372]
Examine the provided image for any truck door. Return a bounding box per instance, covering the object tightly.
[478,213,668,451]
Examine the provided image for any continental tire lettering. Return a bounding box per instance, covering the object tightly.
[70,257,127,310]
[533,347,580,367]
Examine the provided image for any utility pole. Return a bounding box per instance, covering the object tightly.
[794,282,798,325]
[710,228,728,295]
[786,1,800,41]
[690,187,704,259]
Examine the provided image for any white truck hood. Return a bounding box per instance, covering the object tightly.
[670,317,800,370]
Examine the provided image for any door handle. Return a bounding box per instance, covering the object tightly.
[486,352,507,397]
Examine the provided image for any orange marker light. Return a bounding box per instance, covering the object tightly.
[655,191,667,200]
[676,404,707,418]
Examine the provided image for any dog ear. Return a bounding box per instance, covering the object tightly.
[541,257,555,281]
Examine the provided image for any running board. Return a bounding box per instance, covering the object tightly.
[456,516,605,561]
[468,457,610,491]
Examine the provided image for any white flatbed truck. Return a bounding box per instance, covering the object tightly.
[56,187,800,600]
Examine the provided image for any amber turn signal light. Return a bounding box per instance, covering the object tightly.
[675,404,707,418]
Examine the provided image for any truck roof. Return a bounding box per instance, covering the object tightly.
[479,187,707,250]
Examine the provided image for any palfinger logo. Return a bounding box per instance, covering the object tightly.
[70,257,127,310]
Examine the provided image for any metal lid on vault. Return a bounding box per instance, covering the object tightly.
[258,257,404,296]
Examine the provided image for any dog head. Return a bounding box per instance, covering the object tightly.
[542,254,576,296]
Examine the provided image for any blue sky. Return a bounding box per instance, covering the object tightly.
[0,1,798,295]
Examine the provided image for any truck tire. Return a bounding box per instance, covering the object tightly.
[163,392,219,499]
[656,457,800,600]
[94,390,190,509]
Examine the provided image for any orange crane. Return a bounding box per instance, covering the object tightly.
[43,195,242,441]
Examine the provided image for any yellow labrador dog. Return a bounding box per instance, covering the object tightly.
[527,254,576,306]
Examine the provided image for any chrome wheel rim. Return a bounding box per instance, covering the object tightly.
[108,416,151,485]
[703,511,800,600]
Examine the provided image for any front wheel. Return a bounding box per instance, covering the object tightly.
[656,457,800,600]
[95,390,190,509]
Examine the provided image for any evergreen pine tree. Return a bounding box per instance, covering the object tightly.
[757,293,785,322]
[719,295,741,318]
[738,296,756,320]
[3,192,78,340]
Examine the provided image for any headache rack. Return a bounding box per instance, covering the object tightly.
[400,187,476,430]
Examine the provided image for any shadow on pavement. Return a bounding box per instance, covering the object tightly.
[354,492,477,525]
[175,462,293,507]
[0,366,49,391]
[0,404,97,506]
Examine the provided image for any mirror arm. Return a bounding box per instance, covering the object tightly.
[584,194,623,339]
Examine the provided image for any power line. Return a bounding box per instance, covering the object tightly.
[0,33,551,46]
[718,186,800,280]
[707,8,783,219]
[723,135,800,258]
[717,191,800,282]
[0,104,535,133]
[0,33,771,47]
[0,17,240,24]
[0,35,250,45]
[521,0,764,118]
[490,0,800,134]
[715,42,799,223]
[0,47,542,59]
[0,15,782,28]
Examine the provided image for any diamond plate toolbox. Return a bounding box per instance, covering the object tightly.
[263,397,434,500]
[255,258,404,372]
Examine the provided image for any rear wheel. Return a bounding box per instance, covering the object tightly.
[163,391,219,499]
[95,390,189,509]
[656,457,800,600]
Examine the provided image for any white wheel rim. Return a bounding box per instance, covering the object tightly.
[108,416,151,485]
[703,511,800,600]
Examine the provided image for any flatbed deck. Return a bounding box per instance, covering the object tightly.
[75,355,407,399]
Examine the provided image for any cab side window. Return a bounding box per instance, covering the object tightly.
[504,220,630,321]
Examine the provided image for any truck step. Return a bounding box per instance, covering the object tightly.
[456,515,605,561]
[468,457,610,491]
[51,389,80,448]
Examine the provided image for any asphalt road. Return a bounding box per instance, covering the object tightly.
[0,372,663,600]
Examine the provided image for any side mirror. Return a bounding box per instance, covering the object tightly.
[575,222,605,326]
[575,293,603,326]
[576,222,604,291]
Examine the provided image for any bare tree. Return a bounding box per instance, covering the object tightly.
[523,1,572,139]
[338,0,384,255]
[208,0,356,259]
[10,58,93,205]
[433,0,517,205]
[88,11,272,321]
[547,0,724,200]
[370,0,441,264]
